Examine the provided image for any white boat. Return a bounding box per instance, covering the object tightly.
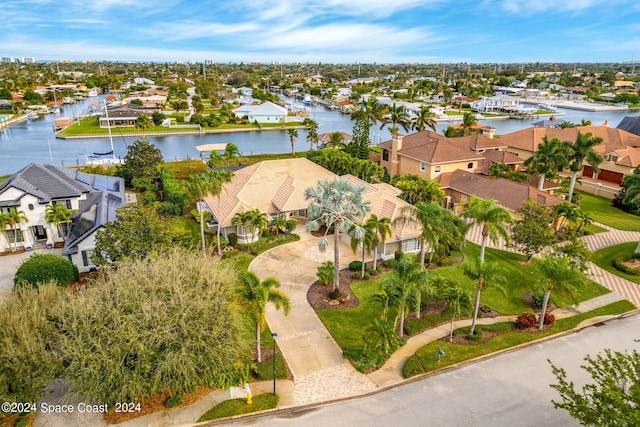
[51,105,60,115]
[302,94,312,105]
[87,89,98,97]
[538,103,558,112]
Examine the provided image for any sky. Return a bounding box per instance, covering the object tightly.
[1,0,639,64]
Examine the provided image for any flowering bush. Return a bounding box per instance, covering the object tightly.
[515,313,537,329]
[541,313,555,325]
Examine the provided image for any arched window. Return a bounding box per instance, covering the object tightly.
[434,166,442,173]
[467,162,474,169]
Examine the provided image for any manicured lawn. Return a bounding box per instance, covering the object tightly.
[593,242,640,284]
[317,243,610,354]
[197,393,278,422]
[58,117,200,136]
[167,216,211,247]
[583,222,607,234]
[403,300,636,378]
[578,192,640,231]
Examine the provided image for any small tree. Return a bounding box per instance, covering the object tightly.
[549,349,640,426]
[135,113,153,140]
[437,278,473,342]
[287,128,299,158]
[223,142,241,167]
[120,139,163,185]
[510,199,556,261]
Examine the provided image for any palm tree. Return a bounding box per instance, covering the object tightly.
[381,103,411,133]
[464,259,505,336]
[565,132,604,203]
[287,128,299,158]
[351,97,385,126]
[269,215,287,235]
[437,278,473,342]
[382,254,430,336]
[223,142,241,167]
[536,256,586,330]
[551,202,580,233]
[391,174,445,205]
[186,170,233,257]
[351,221,375,278]
[135,113,153,140]
[324,132,346,150]
[413,106,437,132]
[209,150,223,168]
[303,118,319,151]
[5,209,28,252]
[460,112,478,136]
[365,318,399,357]
[235,271,291,363]
[462,196,512,265]
[394,202,457,268]
[371,288,398,323]
[247,209,268,241]
[45,203,72,239]
[365,214,392,271]
[231,210,252,239]
[305,178,371,293]
[524,136,572,191]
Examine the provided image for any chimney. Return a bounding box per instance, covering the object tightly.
[480,126,495,139]
[390,133,403,176]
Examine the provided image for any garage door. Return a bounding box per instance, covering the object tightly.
[582,165,593,178]
[597,169,624,184]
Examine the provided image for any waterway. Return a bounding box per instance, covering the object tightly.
[1,95,639,176]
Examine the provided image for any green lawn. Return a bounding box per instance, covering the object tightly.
[593,242,640,284]
[579,192,640,231]
[317,243,610,354]
[403,300,636,378]
[162,160,208,179]
[197,393,279,422]
[167,216,211,247]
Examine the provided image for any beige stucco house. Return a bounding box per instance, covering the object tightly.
[202,158,423,259]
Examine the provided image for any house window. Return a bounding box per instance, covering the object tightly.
[297,210,307,218]
[382,149,389,161]
[58,222,71,238]
[82,249,94,267]
[420,162,426,171]
[53,199,72,209]
[7,229,24,243]
[434,166,442,174]
[467,162,474,169]
[402,238,420,252]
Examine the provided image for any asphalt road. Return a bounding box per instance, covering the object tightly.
[220,313,640,427]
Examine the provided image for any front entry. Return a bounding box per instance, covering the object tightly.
[31,225,47,241]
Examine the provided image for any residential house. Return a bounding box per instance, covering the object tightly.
[232,101,288,123]
[498,125,640,186]
[0,164,125,271]
[202,158,422,258]
[472,94,522,113]
[98,104,160,128]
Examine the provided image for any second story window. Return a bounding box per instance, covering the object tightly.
[382,149,389,161]
[420,162,426,171]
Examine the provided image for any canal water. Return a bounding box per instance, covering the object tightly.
[1,95,639,176]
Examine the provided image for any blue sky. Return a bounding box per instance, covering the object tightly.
[1,0,639,63]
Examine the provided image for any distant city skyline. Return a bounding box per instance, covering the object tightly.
[1,0,639,64]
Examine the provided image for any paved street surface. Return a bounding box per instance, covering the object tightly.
[213,312,640,427]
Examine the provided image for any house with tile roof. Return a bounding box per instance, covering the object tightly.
[232,101,288,123]
[498,125,640,186]
[202,158,423,258]
[0,163,125,271]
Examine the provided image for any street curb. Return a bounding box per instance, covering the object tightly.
[192,308,640,426]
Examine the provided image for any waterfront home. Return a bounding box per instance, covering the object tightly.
[472,94,521,113]
[0,164,125,271]
[98,104,160,128]
[232,101,288,123]
[202,158,422,258]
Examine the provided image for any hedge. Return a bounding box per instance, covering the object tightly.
[14,254,79,288]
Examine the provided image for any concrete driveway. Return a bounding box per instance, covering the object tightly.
[249,232,378,404]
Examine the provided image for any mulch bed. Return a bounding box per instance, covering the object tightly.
[307,263,391,310]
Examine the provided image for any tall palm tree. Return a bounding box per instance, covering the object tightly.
[462,196,513,265]
[235,271,291,363]
[413,106,437,132]
[524,136,572,191]
[437,278,473,342]
[365,214,392,270]
[460,111,479,136]
[382,103,411,133]
[5,209,28,252]
[565,132,604,203]
[45,203,72,239]
[287,128,299,158]
[394,202,457,268]
[305,178,371,292]
[351,97,385,126]
[223,142,241,167]
[551,202,580,233]
[324,132,346,150]
[303,118,319,151]
[350,221,375,278]
[463,259,505,336]
[135,113,153,140]
[536,256,586,330]
[186,170,233,257]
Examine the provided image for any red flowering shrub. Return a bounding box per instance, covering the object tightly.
[541,313,555,325]
[516,313,537,329]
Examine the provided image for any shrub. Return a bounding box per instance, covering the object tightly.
[612,254,640,276]
[165,393,183,408]
[394,251,403,261]
[402,355,425,379]
[349,260,363,271]
[156,201,182,217]
[541,313,555,325]
[253,353,287,380]
[15,417,29,427]
[222,249,240,259]
[316,261,334,286]
[227,233,238,246]
[14,254,79,288]
[515,313,537,329]
[141,191,158,205]
[261,229,271,238]
[531,284,546,309]
[285,219,297,233]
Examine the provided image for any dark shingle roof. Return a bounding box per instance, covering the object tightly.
[617,116,640,137]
